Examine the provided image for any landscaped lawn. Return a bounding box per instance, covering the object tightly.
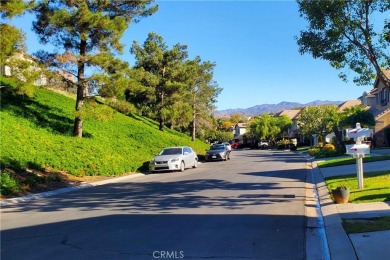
[324,171,390,203]
[318,155,390,168]
[297,146,310,152]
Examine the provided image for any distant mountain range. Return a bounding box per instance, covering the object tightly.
[216,100,343,117]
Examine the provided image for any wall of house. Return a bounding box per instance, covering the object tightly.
[374,81,390,111]
[362,76,390,148]
[374,112,390,147]
[234,124,247,136]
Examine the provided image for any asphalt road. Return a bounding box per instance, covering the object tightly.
[1,149,312,260]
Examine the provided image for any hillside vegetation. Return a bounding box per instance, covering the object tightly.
[1,77,209,177]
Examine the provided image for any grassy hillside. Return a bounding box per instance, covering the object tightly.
[1,77,209,177]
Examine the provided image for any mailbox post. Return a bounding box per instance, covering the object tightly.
[346,123,371,189]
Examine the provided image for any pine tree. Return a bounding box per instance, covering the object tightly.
[32,0,157,137]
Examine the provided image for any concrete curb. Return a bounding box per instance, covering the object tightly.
[311,161,358,260]
[0,173,145,207]
[305,161,330,260]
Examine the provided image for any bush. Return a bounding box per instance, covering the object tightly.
[0,172,21,196]
[277,139,290,149]
[308,148,320,156]
[107,99,136,115]
[323,143,335,151]
[308,147,345,158]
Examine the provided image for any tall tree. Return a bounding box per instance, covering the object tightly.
[131,32,188,131]
[1,0,38,95]
[341,104,375,128]
[0,0,34,19]
[182,57,221,141]
[0,0,32,64]
[0,23,26,69]
[296,0,390,89]
[0,23,26,63]
[247,114,292,142]
[297,105,339,145]
[32,0,157,137]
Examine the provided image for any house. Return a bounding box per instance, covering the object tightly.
[361,70,390,147]
[325,100,367,143]
[277,109,301,139]
[279,102,365,145]
[337,100,362,111]
[3,52,47,86]
[233,123,248,143]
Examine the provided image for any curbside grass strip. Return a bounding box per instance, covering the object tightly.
[0,173,145,207]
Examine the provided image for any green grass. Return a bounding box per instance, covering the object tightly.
[342,217,390,234]
[325,171,390,203]
[1,77,209,176]
[317,155,390,168]
[297,146,310,152]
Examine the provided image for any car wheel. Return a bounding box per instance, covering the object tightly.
[192,159,198,168]
[180,161,185,172]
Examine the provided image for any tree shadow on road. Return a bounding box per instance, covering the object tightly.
[1,213,306,260]
[2,168,307,214]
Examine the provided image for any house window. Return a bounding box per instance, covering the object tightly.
[380,88,389,106]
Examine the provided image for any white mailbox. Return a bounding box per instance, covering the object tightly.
[346,144,370,155]
[347,128,372,139]
[346,123,372,190]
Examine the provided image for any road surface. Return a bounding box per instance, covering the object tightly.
[1,149,318,259]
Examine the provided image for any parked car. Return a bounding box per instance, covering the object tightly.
[149,146,198,173]
[231,142,240,149]
[205,144,230,161]
[258,140,269,149]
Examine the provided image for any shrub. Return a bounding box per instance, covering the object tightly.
[323,143,335,151]
[0,172,21,196]
[308,148,345,159]
[107,99,136,115]
[277,139,290,149]
[308,148,320,156]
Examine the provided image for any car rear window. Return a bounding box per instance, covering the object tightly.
[161,148,183,155]
[210,144,225,150]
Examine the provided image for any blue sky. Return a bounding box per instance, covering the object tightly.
[8,0,374,111]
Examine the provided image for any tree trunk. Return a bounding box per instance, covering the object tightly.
[191,112,196,141]
[158,67,165,132]
[73,39,86,137]
[73,85,85,137]
[159,118,164,131]
[333,126,345,150]
[158,91,164,131]
[191,92,197,141]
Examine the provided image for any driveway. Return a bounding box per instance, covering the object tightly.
[1,149,315,259]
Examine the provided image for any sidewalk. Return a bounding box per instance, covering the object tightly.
[313,160,390,260]
[319,159,390,178]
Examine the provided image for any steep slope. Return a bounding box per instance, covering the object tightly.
[0,79,209,176]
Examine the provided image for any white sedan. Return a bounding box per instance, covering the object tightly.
[149,146,198,173]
